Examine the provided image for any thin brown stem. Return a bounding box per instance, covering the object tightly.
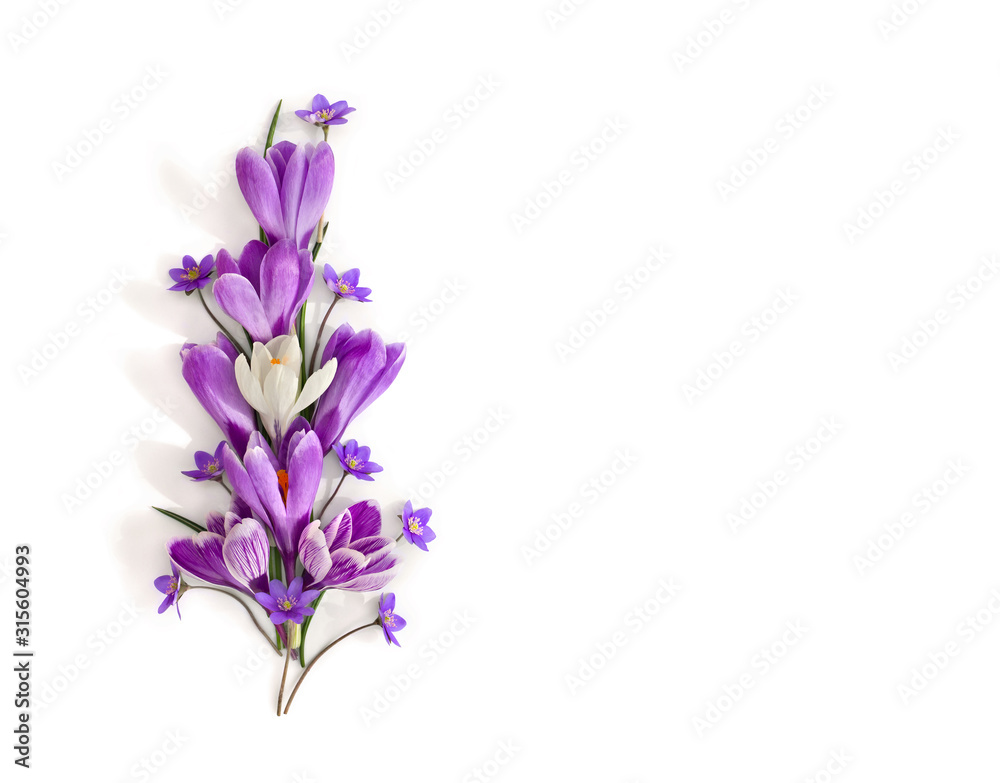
[318,471,348,519]
[196,288,246,356]
[308,296,338,376]
[184,585,279,655]
[283,620,378,714]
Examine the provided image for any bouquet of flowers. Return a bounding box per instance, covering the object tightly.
[152,96,436,715]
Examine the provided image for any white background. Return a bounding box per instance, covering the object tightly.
[3,0,1000,780]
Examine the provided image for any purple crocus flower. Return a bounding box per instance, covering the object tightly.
[181,442,226,481]
[255,577,321,625]
[235,140,334,250]
[377,593,406,646]
[213,239,314,344]
[168,254,214,292]
[167,514,271,596]
[298,500,399,593]
[181,338,256,455]
[312,324,406,453]
[323,266,371,302]
[154,564,183,618]
[222,430,324,579]
[295,95,355,127]
[334,440,383,481]
[401,501,436,551]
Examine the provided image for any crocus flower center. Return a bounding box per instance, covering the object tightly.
[277,469,289,504]
[270,357,281,365]
[407,517,422,534]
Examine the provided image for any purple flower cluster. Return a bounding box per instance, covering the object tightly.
[153,96,437,712]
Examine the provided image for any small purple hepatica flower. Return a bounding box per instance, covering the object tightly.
[334,439,383,481]
[255,577,321,625]
[401,501,436,551]
[323,266,372,302]
[377,593,406,646]
[154,564,183,619]
[295,95,356,127]
[181,442,226,481]
[168,254,214,292]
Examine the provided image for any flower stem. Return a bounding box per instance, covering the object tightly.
[308,297,338,376]
[283,620,378,714]
[318,471,348,519]
[184,586,279,655]
[396,532,404,543]
[277,623,292,717]
[196,288,247,357]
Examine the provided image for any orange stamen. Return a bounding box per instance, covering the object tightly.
[277,469,289,505]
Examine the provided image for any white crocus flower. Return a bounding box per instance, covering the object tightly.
[235,334,336,441]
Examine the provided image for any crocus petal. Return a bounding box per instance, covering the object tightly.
[181,344,255,455]
[299,521,333,582]
[313,548,368,589]
[259,239,300,337]
[285,432,324,547]
[348,499,382,541]
[323,509,352,552]
[216,248,240,277]
[236,147,284,243]
[214,275,273,344]
[222,518,270,593]
[234,354,272,429]
[293,359,336,417]
[168,533,246,593]
[293,142,334,249]
[237,240,267,294]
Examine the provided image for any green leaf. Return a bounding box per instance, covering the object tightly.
[151,507,205,533]
[299,592,325,667]
[264,99,282,153]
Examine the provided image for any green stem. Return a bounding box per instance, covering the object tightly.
[197,288,247,357]
[277,623,292,717]
[283,620,378,714]
[318,472,348,519]
[298,592,325,668]
[183,586,279,655]
[308,296,338,376]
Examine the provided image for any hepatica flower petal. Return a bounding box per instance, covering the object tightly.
[378,592,406,646]
[295,95,356,127]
